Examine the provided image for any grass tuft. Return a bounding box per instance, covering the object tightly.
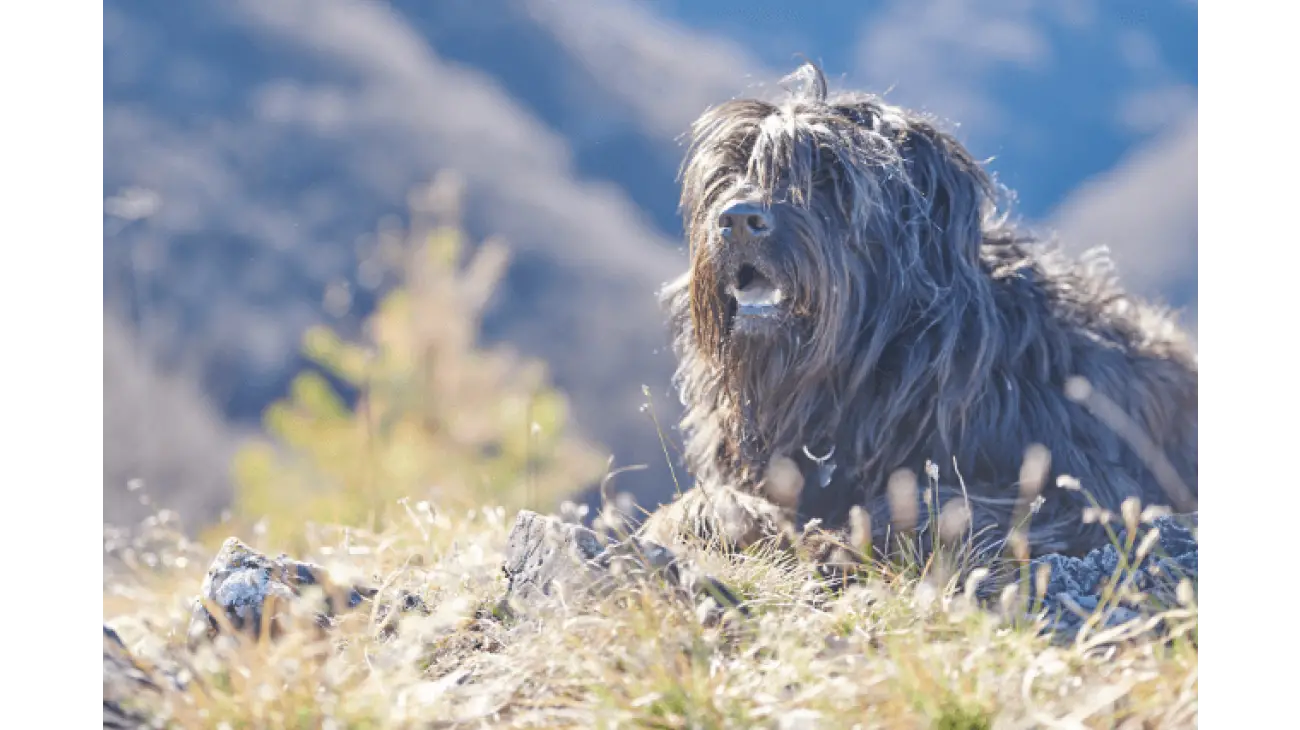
[105,497,1197,729]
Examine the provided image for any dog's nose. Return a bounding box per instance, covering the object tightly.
[717,202,772,242]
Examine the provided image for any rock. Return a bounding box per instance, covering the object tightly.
[109,538,434,724]
[103,625,160,728]
[1028,514,1198,639]
[1072,595,1099,612]
[187,537,374,644]
[501,510,742,617]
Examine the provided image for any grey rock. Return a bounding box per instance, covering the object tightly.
[109,538,432,725]
[187,537,374,644]
[1108,606,1141,625]
[501,510,742,616]
[1071,594,1098,612]
[1029,514,1198,639]
[103,625,160,729]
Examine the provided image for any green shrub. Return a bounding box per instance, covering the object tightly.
[221,179,607,550]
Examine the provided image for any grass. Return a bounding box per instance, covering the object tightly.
[104,496,1197,729]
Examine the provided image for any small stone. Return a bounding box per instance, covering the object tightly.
[1105,607,1141,627]
[501,510,742,616]
[104,625,160,727]
[187,537,376,645]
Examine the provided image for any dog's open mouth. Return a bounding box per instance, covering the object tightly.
[729,264,784,318]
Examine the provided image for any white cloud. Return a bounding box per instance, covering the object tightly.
[230,0,678,278]
[1111,27,1198,137]
[1116,83,1197,136]
[520,0,763,142]
[854,0,1057,133]
[1116,27,1166,75]
[1046,111,1197,316]
[1052,0,1099,30]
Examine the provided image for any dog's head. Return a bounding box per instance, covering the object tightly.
[674,63,1002,446]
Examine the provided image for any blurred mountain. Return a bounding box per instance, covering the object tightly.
[103,0,1197,524]
[104,310,245,528]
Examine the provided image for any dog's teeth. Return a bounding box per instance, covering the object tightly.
[733,285,783,308]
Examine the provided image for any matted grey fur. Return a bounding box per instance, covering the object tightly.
[640,63,1197,558]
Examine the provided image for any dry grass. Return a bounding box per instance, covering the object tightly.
[104,497,1197,730]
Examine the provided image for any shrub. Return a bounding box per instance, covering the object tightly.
[222,177,608,550]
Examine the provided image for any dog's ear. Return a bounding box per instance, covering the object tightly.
[896,122,995,268]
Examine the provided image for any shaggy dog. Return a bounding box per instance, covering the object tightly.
[639,63,1197,559]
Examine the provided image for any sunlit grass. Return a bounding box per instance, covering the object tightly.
[104,495,1197,729]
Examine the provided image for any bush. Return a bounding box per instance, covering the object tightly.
[222,177,608,550]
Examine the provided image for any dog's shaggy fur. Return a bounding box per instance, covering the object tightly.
[639,63,1197,558]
